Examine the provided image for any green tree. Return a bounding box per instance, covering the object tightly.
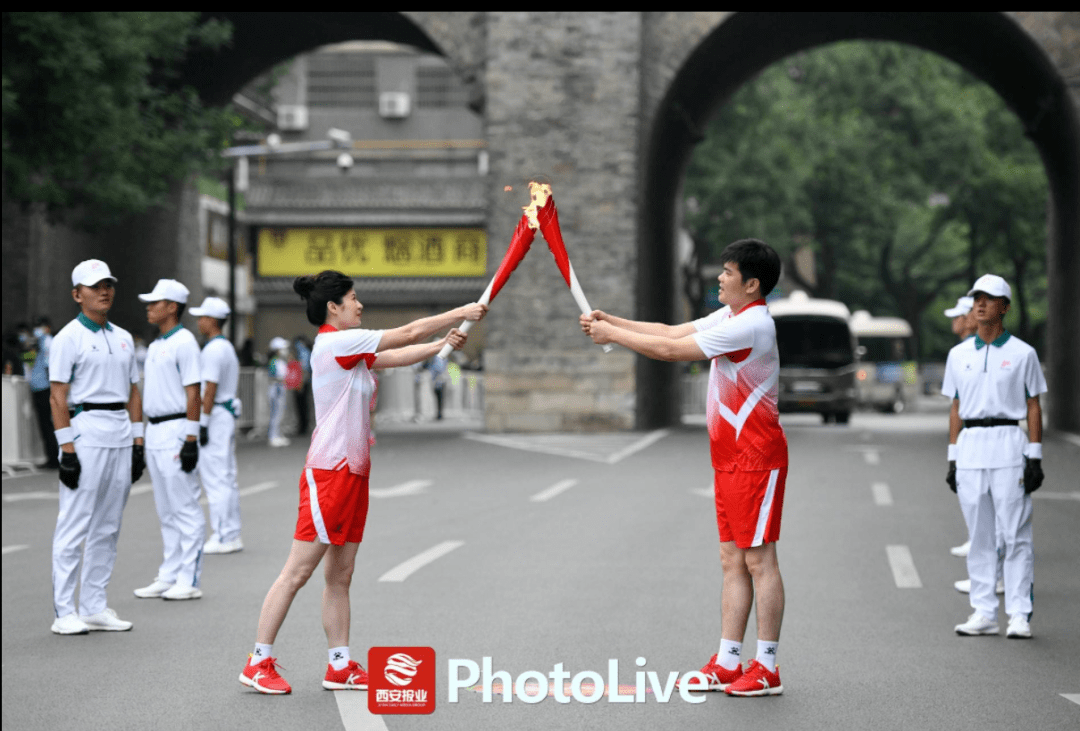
[683,41,1049,359]
[2,12,237,228]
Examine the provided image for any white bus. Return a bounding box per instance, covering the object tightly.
[849,310,918,413]
[769,291,858,424]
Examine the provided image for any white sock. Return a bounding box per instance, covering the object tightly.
[756,640,778,672]
[329,646,351,671]
[251,643,273,665]
[717,639,742,671]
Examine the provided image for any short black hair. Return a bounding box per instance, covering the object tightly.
[719,239,782,297]
[215,317,229,329]
[293,270,355,326]
[175,302,186,320]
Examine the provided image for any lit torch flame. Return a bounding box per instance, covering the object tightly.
[523,180,552,231]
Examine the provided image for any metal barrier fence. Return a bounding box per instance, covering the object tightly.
[2,376,47,474]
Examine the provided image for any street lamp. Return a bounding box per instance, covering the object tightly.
[220,128,354,344]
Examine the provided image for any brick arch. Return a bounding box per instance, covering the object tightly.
[638,12,1080,431]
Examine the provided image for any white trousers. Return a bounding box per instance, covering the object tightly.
[148,444,205,587]
[268,382,286,440]
[52,444,131,617]
[198,407,241,543]
[957,465,1033,619]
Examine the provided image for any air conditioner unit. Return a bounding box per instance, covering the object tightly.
[379,92,411,119]
[277,105,309,131]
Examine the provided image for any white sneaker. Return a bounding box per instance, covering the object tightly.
[1006,615,1032,639]
[202,538,225,554]
[218,538,244,554]
[955,612,999,636]
[953,579,1005,594]
[161,583,203,601]
[950,540,970,557]
[134,579,174,598]
[80,607,133,631]
[51,613,90,635]
[269,437,291,447]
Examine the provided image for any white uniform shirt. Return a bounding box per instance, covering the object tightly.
[143,325,202,449]
[691,300,788,471]
[941,332,1046,468]
[49,313,139,448]
[200,336,240,411]
[304,324,383,475]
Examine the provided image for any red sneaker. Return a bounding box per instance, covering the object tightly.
[323,660,369,690]
[239,655,292,695]
[677,653,745,691]
[724,659,782,696]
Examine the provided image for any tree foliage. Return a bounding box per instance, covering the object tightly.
[2,12,239,228]
[683,41,1049,359]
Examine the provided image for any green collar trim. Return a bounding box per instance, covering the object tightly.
[974,331,1010,349]
[160,324,184,340]
[77,312,112,332]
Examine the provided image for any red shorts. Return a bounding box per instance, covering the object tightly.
[714,466,787,549]
[295,468,370,545]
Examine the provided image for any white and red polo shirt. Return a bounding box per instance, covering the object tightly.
[304,324,384,475]
[692,300,788,472]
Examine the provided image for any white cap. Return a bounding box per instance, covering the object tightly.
[71,259,116,287]
[138,279,190,304]
[967,274,1011,301]
[944,296,974,318]
[269,337,289,351]
[189,296,230,319]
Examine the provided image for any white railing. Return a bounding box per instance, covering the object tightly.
[2,376,47,474]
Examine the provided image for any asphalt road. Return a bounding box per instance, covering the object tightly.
[3,411,1079,731]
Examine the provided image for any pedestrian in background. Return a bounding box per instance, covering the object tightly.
[49,259,143,635]
[191,297,243,555]
[292,335,312,436]
[945,274,1045,639]
[29,316,59,469]
[134,279,205,601]
[427,353,448,420]
[267,337,290,447]
[3,330,25,375]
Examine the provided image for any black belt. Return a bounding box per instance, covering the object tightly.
[147,412,186,425]
[963,418,1019,428]
[69,402,126,417]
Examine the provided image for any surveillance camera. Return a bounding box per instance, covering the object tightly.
[266,133,282,148]
[337,153,354,173]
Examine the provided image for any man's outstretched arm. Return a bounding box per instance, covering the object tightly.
[586,318,706,362]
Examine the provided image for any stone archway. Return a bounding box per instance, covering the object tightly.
[638,12,1080,431]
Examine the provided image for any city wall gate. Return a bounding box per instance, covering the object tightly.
[54,12,1080,432]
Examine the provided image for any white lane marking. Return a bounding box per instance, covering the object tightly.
[1032,492,1080,501]
[886,545,922,588]
[864,450,880,466]
[1061,694,1080,706]
[872,482,893,506]
[378,540,464,582]
[1057,432,1080,448]
[4,480,275,504]
[690,487,712,498]
[3,490,57,502]
[2,544,30,555]
[131,483,153,496]
[371,479,431,499]
[530,479,579,503]
[239,481,278,497]
[335,690,389,731]
[607,429,672,464]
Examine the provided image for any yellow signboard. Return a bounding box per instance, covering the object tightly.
[257,228,486,277]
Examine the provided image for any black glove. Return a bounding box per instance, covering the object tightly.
[131,444,145,483]
[1023,457,1043,494]
[179,439,198,473]
[199,426,209,447]
[59,451,81,490]
[946,461,957,493]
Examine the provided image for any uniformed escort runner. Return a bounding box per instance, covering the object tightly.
[49,259,144,634]
[189,296,244,555]
[133,279,206,601]
[944,274,1046,639]
[239,270,485,695]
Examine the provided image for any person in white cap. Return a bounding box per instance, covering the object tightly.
[190,297,243,554]
[944,274,1046,639]
[267,336,290,447]
[133,279,206,601]
[48,259,143,634]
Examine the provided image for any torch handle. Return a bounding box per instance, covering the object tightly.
[568,264,614,354]
[437,282,495,360]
